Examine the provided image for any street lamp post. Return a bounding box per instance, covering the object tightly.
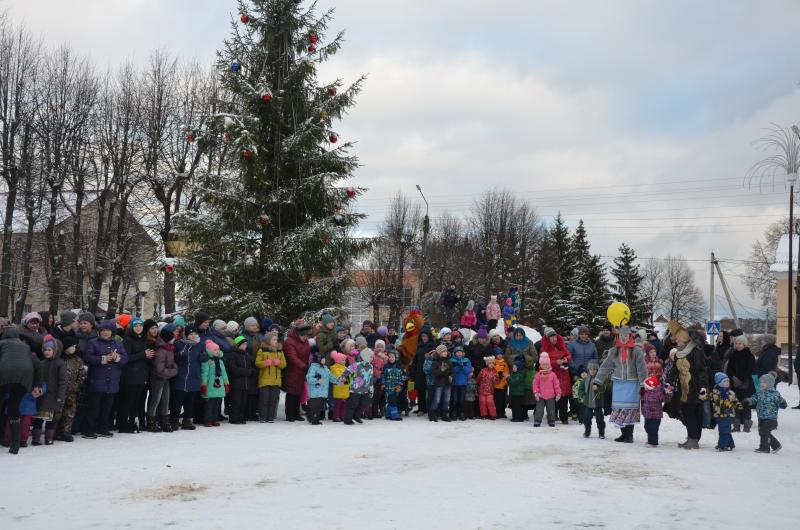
[416,185,430,307]
[137,276,151,318]
[790,123,800,385]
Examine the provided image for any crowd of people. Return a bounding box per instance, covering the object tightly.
[0,298,792,457]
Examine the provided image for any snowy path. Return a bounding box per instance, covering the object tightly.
[2,387,799,530]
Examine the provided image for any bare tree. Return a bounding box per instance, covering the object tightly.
[745,216,787,311]
[641,258,666,325]
[662,255,706,325]
[0,20,40,315]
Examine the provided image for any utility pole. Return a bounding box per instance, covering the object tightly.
[415,185,429,308]
[712,254,740,329]
[710,252,715,322]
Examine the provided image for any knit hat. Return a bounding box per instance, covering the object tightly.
[514,358,525,372]
[205,339,220,354]
[602,324,613,332]
[544,327,557,338]
[99,319,117,332]
[173,315,186,328]
[321,314,335,326]
[334,324,345,334]
[61,335,78,351]
[578,325,590,336]
[539,352,551,368]
[476,326,488,340]
[131,317,144,328]
[484,356,496,365]
[644,343,655,354]
[233,335,247,347]
[293,320,312,335]
[194,311,211,327]
[453,345,465,355]
[760,373,776,389]
[212,319,227,332]
[466,300,475,310]
[451,330,462,341]
[42,334,55,351]
[331,351,347,364]
[184,324,199,337]
[160,324,176,343]
[435,344,448,356]
[226,321,240,335]
[439,327,452,337]
[505,298,512,305]
[377,325,388,337]
[587,360,599,371]
[260,317,273,331]
[618,325,631,336]
[374,339,386,351]
[143,319,158,333]
[359,348,375,363]
[492,346,503,357]
[22,312,41,325]
[78,312,96,326]
[117,314,132,329]
[355,336,368,349]
[714,372,729,386]
[570,327,580,339]
[60,311,77,326]
[488,329,499,339]
[362,319,374,329]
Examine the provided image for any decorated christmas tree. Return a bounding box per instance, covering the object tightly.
[175,0,369,320]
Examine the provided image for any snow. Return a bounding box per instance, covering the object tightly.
[2,388,799,529]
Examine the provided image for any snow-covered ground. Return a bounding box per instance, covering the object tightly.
[2,387,799,530]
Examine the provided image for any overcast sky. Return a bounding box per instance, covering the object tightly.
[4,0,800,320]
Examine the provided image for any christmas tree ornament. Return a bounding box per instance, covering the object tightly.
[335,204,342,213]
[333,214,344,226]
[186,133,195,143]
[223,131,233,143]
[259,213,269,226]
[224,117,235,129]
[327,86,337,96]
[243,148,254,158]
[309,34,318,44]
[261,91,273,102]
[230,61,241,73]
[164,258,176,274]
[346,187,356,198]
[329,133,338,143]
[208,194,218,205]
[320,111,329,121]
[240,14,249,24]
[308,44,317,53]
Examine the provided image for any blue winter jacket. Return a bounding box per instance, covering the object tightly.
[423,357,435,387]
[208,329,232,354]
[450,356,473,386]
[746,388,787,420]
[306,363,337,399]
[755,345,779,377]
[381,361,408,393]
[568,339,598,374]
[172,338,207,392]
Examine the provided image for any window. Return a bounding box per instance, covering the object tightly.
[343,288,370,335]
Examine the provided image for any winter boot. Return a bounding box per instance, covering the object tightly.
[743,420,753,433]
[583,425,591,438]
[732,420,741,432]
[45,428,56,445]
[161,416,173,433]
[8,419,21,454]
[598,426,605,439]
[614,432,627,443]
[170,417,181,432]
[181,418,196,430]
[31,427,43,446]
[681,438,700,450]
[147,416,161,433]
[624,426,634,443]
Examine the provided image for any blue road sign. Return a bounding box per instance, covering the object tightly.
[706,321,721,336]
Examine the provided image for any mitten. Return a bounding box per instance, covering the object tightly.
[224,384,230,394]
[201,385,207,396]
[534,392,541,400]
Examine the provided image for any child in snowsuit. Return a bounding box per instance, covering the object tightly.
[55,336,84,442]
[460,300,478,330]
[476,356,500,419]
[32,336,66,445]
[255,333,286,423]
[710,372,742,451]
[745,373,787,453]
[200,340,229,427]
[641,374,672,446]
[465,373,477,419]
[428,344,453,422]
[4,387,40,448]
[371,340,388,419]
[486,295,502,332]
[227,336,256,425]
[533,353,561,427]
[382,350,408,421]
[305,350,336,425]
[502,297,517,333]
[573,360,605,438]
[341,348,374,425]
[493,346,509,418]
[507,360,527,422]
[329,351,350,421]
[449,346,473,421]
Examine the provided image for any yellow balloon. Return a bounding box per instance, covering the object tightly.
[607,302,631,327]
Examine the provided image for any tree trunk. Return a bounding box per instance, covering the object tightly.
[70,186,84,308]
[14,216,36,319]
[0,180,18,316]
[106,195,132,315]
[44,187,63,315]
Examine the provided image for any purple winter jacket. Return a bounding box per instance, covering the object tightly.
[84,336,128,394]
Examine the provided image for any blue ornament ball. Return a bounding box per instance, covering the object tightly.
[230,62,241,73]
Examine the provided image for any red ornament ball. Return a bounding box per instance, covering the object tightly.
[223,132,233,143]
[243,149,254,158]
[258,214,269,226]
[310,34,318,44]
[308,44,317,53]
[329,134,338,143]
[261,92,273,102]
[186,133,195,143]
[327,86,337,96]
[346,187,356,198]
[164,264,175,274]
[240,14,249,24]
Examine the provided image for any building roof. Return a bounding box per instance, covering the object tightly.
[770,234,800,274]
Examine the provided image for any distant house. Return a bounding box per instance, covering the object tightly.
[770,234,798,348]
[344,270,421,334]
[0,199,159,320]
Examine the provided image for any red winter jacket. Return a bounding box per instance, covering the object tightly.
[476,367,499,396]
[541,334,572,397]
[283,329,310,395]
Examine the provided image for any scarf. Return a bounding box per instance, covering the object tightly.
[675,342,695,360]
[507,334,531,351]
[718,385,729,401]
[212,356,223,387]
[616,336,635,364]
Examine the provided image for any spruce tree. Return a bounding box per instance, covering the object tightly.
[610,243,647,326]
[529,229,557,327]
[569,220,610,332]
[549,213,576,333]
[175,0,369,320]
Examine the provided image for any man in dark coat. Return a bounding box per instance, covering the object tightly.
[441,283,461,328]
[410,326,435,415]
[0,328,43,454]
[755,335,780,377]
